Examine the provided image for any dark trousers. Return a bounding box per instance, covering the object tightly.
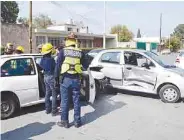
[60,77,81,124]
[44,75,57,113]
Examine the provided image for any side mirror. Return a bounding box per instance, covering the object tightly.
[141,63,150,69]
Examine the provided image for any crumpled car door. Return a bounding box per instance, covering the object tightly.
[87,67,96,104]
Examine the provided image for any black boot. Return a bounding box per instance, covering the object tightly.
[51,109,58,116]
[74,122,82,128]
[57,121,69,128]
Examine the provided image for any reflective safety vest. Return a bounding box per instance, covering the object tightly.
[61,47,82,74]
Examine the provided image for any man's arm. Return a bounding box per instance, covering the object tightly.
[39,58,44,70]
[81,51,88,70]
[54,49,64,78]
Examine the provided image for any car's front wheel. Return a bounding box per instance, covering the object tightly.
[1,95,17,119]
[159,84,181,103]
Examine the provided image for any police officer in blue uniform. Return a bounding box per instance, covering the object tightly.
[55,33,87,128]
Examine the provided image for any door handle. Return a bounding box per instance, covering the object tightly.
[126,67,132,70]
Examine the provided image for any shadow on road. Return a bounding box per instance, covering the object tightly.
[117,89,160,100]
[80,95,126,126]
[1,122,55,140]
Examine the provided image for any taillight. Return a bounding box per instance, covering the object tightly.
[176,58,180,63]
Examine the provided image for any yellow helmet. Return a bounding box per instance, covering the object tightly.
[65,39,77,47]
[16,46,24,53]
[41,43,53,55]
[65,32,78,47]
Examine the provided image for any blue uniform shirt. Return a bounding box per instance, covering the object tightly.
[40,56,55,75]
[54,48,87,78]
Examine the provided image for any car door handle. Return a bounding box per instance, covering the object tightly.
[126,67,132,70]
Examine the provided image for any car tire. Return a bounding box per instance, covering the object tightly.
[159,84,181,103]
[1,95,17,119]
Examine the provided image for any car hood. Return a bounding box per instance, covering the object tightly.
[164,65,184,77]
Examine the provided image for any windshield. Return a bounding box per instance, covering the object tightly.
[144,51,167,67]
[88,49,104,57]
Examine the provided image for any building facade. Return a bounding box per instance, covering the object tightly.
[35,28,118,49]
[1,23,118,53]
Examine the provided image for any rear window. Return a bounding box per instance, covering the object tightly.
[1,58,36,77]
[179,52,184,57]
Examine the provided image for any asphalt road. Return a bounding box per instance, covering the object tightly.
[1,93,184,140]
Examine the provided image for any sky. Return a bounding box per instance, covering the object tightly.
[17,1,184,37]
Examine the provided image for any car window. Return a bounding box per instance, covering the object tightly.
[100,52,121,64]
[1,58,36,77]
[124,52,155,67]
[34,57,42,65]
[124,52,138,66]
[144,51,166,67]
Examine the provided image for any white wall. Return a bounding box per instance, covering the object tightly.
[80,27,88,33]
[47,25,89,33]
[133,37,160,43]
[118,41,136,48]
[106,38,118,48]
[47,26,66,31]
[146,43,151,51]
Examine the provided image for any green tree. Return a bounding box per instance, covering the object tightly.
[173,24,184,39]
[33,14,53,29]
[110,25,133,42]
[1,1,19,23]
[165,36,181,52]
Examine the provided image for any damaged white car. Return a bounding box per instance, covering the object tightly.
[0,54,108,119]
[90,49,184,103]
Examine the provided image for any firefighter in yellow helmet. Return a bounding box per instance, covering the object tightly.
[40,43,57,116]
[14,46,24,54]
[55,32,87,128]
[5,43,14,55]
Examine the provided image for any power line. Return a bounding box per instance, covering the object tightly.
[50,1,74,19]
[49,1,102,27]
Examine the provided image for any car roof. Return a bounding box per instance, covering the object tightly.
[0,53,42,59]
[99,48,147,53]
[88,48,105,52]
[0,54,43,66]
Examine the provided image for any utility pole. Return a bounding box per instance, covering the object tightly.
[159,13,162,53]
[29,1,32,53]
[103,0,106,49]
[169,35,170,47]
